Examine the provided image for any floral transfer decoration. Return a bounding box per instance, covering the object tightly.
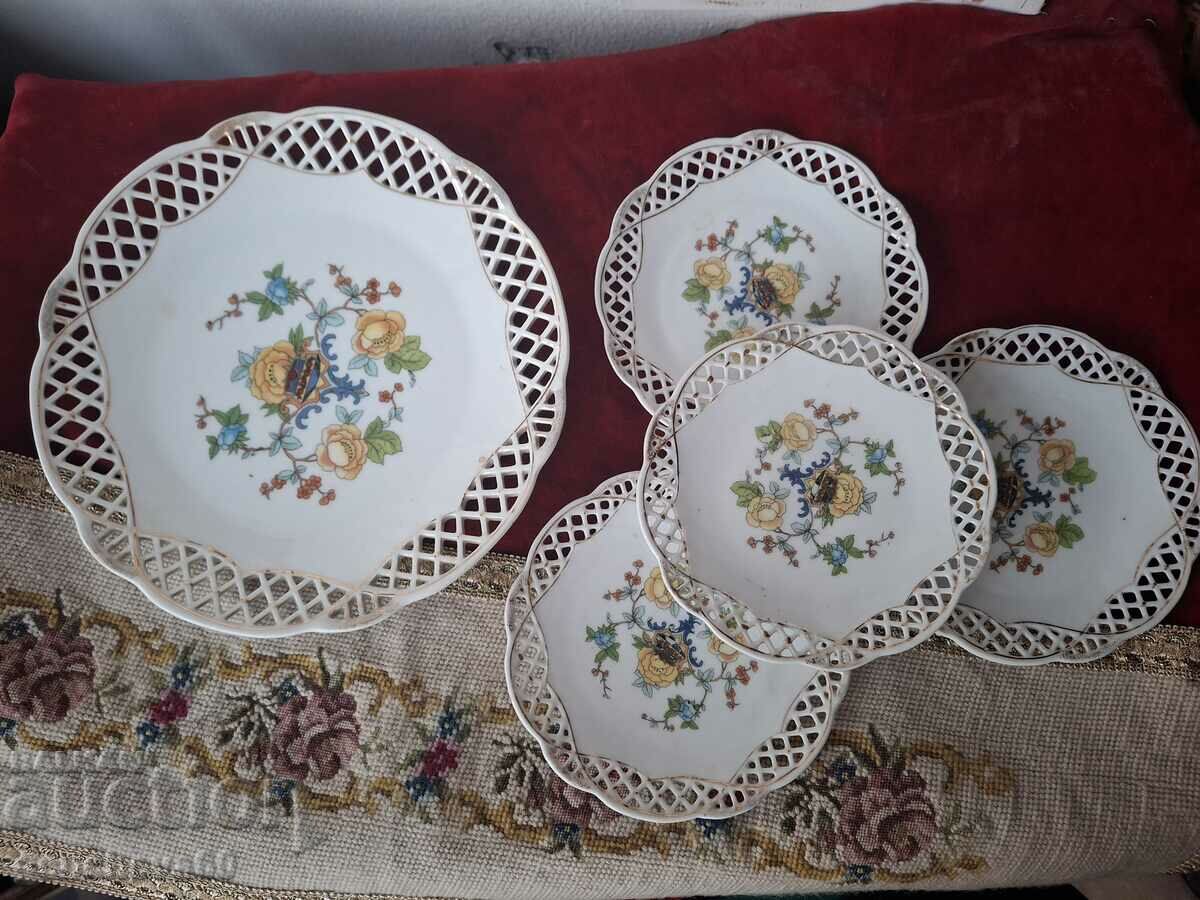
[197,263,432,504]
[972,409,1097,576]
[584,559,758,731]
[731,400,904,575]
[684,218,845,351]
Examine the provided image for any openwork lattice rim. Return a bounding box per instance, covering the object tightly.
[503,472,847,822]
[926,324,1198,665]
[595,130,929,413]
[637,324,995,670]
[29,107,568,637]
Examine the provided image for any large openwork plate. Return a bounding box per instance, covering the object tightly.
[638,325,995,670]
[30,107,568,636]
[926,325,1198,664]
[596,130,928,413]
[504,472,846,822]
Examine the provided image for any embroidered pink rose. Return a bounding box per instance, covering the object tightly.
[0,632,96,722]
[528,773,619,830]
[269,688,360,782]
[835,768,937,866]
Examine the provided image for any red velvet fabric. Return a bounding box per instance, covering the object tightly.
[2,0,1198,624]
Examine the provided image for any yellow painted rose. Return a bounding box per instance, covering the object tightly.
[248,341,298,405]
[315,423,369,480]
[636,647,682,687]
[1039,439,1076,475]
[781,413,818,451]
[707,634,739,663]
[693,258,731,291]
[746,495,786,530]
[1024,522,1059,557]
[352,310,407,359]
[763,263,803,305]
[644,567,673,609]
[829,472,866,518]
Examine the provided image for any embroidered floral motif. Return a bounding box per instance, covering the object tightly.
[401,700,472,819]
[731,399,904,575]
[216,648,362,814]
[492,733,620,857]
[0,585,1014,877]
[583,560,758,731]
[198,263,429,503]
[0,590,94,738]
[135,643,208,749]
[780,726,1013,884]
[684,219,844,351]
[973,409,1097,576]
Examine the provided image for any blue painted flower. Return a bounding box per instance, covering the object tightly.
[217,423,246,449]
[269,779,295,801]
[405,773,434,801]
[830,544,849,567]
[972,412,1000,439]
[867,446,888,465]
[136,720,162,748]
[767,224,786,249]
[677,700,698,722]
[591,630,616,650]
[266,276,290,305]
[0,718,16,739]
[437,708,463,740]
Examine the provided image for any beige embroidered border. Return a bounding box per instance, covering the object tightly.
[2,447,1199,891]
[0,828,455,900]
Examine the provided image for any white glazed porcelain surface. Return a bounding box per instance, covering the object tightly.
[505,473,845,822]
[96,159,525,584]
[638,325,995,670]
[30,107,568,636]
[926,325,1198,664]
[596,131,927,412]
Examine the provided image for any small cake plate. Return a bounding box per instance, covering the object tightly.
[926,325,1199,664]
[30,107,568,636]
[638,324,995,670]
[505,472,846,822]
[596,130,928,412]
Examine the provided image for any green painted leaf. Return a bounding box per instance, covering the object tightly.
[288,324,305,353]
[682,279,710,302]
[206,436,219,460]
[269,263,283,279]
[603,645,619,663]
[754,424,774,442]
[703,330,733,352]
[244,291,267,304]
[363,417,402,464]
[384,336,432,374]
[257,300,277,321]
[681,719,700,730]
[1056,518,1085,549]
[1063,457,1097,486]
[831,564,848,576]
[730,480,764,508]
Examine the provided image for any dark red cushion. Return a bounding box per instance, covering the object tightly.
[3,0,1198,624]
